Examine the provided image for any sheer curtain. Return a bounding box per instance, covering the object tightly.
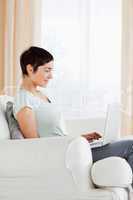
[40,0,121,121]
[121,0,133,135]
[0,0,42,96]
[0,0,5,93]
[40,0,121,120]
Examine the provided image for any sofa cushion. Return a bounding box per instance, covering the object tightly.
[91,156,132,188]
[5,102,24,139]
[0,95,15,139]
[0,104,10,139]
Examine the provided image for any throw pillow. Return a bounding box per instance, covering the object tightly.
[0,103,10,139]
[5,101,24,139]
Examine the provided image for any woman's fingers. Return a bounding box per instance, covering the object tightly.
[84,132,102,140]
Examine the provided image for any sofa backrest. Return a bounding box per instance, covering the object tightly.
[0,95,14,112]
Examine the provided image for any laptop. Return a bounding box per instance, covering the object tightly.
[90,103,120,148]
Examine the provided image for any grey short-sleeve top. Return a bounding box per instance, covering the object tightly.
[13,88,68,137]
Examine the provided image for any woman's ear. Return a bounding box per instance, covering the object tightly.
[26,64,33,76]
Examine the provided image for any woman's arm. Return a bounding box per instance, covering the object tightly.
[16,107,40,138]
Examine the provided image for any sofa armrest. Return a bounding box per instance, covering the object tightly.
[66,136,93,190]
[91,156,132,188]
[0,136,93,193]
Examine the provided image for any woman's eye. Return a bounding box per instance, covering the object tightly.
[44,69,50,72]
[43,68,54,73]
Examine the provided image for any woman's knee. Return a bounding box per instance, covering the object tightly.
[110,140,133,158]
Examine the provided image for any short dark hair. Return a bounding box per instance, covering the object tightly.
[20,46,54,76]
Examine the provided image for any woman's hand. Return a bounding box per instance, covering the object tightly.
[81,132,102,143]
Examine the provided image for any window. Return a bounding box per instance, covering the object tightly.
[41,0,122,119]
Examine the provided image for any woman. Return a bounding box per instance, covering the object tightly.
[13,46,133,184]
[14,46,100,140]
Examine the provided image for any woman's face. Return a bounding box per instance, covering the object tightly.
[28,61,54,87]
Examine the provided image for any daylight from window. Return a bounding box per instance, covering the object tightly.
[41,0,122,120]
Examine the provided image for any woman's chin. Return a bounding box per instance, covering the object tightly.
[40,83,48,88]
[38,81,49,88]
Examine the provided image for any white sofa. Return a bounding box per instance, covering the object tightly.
[0,95,132,200]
